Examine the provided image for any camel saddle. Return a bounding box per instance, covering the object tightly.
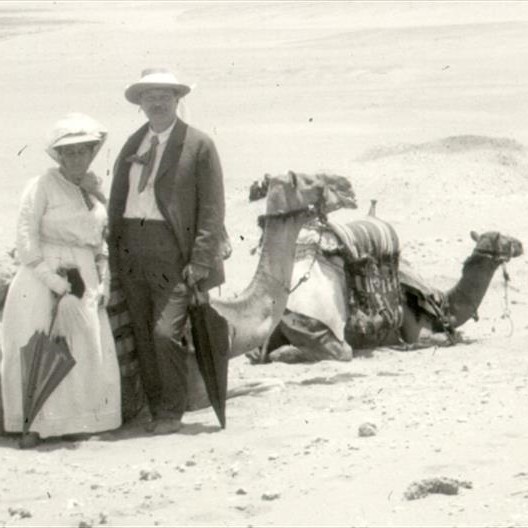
[325,214,404,346]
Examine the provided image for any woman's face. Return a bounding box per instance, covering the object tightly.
[56,143,94,181]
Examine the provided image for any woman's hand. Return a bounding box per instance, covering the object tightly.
[33,261,71,296]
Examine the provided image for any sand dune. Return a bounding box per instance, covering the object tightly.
[1,3,528,527]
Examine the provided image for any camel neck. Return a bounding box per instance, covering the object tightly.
[446,253,500,327]
[211,213,308,357]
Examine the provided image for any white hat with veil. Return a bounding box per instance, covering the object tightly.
[46,113,107,163]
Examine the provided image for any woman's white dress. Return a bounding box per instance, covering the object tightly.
[1,168,121,438]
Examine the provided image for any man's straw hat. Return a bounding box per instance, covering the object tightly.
[125,67,191,105]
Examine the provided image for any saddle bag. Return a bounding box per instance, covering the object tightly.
[327,216,404,347]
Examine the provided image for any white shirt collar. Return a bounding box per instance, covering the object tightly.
[146,118,177,145]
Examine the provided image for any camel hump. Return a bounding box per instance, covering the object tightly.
[326,215,399,261]
[399,259,439,299]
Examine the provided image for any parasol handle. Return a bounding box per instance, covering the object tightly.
[47,294,64,336]
[191,285,208,306]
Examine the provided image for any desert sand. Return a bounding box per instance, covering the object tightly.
[1,2,528,527]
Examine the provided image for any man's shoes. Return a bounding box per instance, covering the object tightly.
[18,432,40,449]
[145,417,182,435]
[61,433,92,442]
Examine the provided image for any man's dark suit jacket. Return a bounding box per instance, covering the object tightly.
[108,119,226,291]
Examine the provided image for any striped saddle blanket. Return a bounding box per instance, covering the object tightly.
[107,276,145,422]
[326,215,404,346]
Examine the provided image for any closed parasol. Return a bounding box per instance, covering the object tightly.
[20,268,82,436]
[188,287,229,429]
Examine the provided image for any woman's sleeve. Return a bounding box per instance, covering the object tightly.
[94,236,109,261]
[16,177,48,266]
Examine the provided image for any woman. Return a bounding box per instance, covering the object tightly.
[1,113,122,448]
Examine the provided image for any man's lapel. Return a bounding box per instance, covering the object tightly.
[122,123,150,162]
[155,119,188,183]
[110,123,149,220]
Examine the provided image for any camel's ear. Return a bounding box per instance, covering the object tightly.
[470,231,480,242]
[287,170,298,188]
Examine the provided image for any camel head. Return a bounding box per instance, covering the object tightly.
[469,230,524,263]
[316,173,357,214]
[263,171,325,219]
[262,171,356,221]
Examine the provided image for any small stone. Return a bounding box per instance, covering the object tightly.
[404,477,472,500]
[8,507,32,519]
[185,460,196,467]
[236,488,248,495]
[139,469,161,481]
[229,464,240,477]
[261,492,281,501]
[358,422,378,437]
[268,454,279,461]
[461,365,469,372]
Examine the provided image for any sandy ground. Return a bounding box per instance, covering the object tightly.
[1,2,528,527]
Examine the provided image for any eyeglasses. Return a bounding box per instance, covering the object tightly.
[57,144,94,157]
[141,93,177,104]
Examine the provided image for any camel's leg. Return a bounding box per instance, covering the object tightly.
[268,345,311,363]
[398,304,459,349]
[399,304,433,343]
[246,323,290,364]
[268,311,352,364]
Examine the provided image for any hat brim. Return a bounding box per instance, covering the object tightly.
[125,82,191,105]
[47,132,106,163]
[52,133,103,149]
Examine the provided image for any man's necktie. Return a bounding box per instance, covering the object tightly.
[136,135,159,193]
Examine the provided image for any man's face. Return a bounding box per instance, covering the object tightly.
[139,88,178,122]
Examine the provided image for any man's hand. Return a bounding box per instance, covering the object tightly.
[182,263,210,287]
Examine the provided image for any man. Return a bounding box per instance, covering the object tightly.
[108,68,229,434]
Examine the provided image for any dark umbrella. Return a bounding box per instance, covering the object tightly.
[20,330,75,434]
[188,287,229,429]
[20,270,81,435]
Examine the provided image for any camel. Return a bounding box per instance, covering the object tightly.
[207,172,355,352]
[398,230,523,344]
[261,213,523,364]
